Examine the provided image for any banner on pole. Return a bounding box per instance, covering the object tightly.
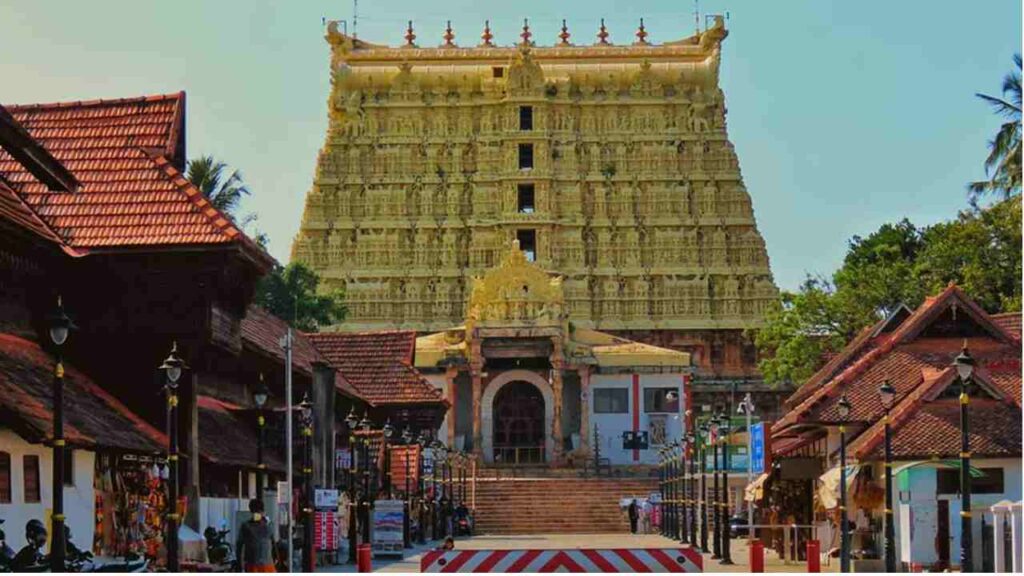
[750,422,766,474]
[372,499,405,557]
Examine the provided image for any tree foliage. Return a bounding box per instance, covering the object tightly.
[254,261,347,332]
[968,54,1022,201]
[755,197,1021,386]
[186,155,268,246]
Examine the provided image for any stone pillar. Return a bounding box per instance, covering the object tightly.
[578,366,592,454]
[550,337,564,463]
[444,366,458,448]
[471,370,483,457]
[312,365,336,489]
[183,372,201,531]
[993,507,1007,573]
[1013,503,1023,573]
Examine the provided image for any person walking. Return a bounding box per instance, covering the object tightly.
[628,499,640,534]
[237,498,277,573]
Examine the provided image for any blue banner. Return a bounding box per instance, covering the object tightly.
[751,422,765,474]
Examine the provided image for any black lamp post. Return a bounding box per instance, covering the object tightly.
[359,412,372,544]
[666,444,676,539]
[698,422,709,553]
[710,415,721,559]
[879,380,896,572]
[686,431,698,546]
[679,438,689,544]
[254,373,269,497]
[158,342,186,572]
[718,412,733,565]
[299,393,315,573]
[382,419,394,499]
[345,408,359,564]
[658,447,666,536]
[433,443,449,538]
[954,345,975,573]
[837,394,852,574]
[401,426,413,548]
[47,296,73,572]
[417,431,429,545]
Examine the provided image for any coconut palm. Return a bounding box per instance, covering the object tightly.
[968,54,1021,201]
[186,155,251,219]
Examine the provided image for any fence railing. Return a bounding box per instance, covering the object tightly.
[492,446,546,466]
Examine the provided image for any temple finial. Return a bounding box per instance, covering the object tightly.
[404,20,417,47]
[520,18,533,46]
[443,20,455,46]
[480,20,494,47]
[558,19,571,46]
[596,18,610,45]
[634,18,649,45]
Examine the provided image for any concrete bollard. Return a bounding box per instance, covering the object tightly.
[806,540,820,573]
[749,539,765,572]
[357,543,373,572]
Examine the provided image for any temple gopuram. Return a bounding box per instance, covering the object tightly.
[293,17,785,417]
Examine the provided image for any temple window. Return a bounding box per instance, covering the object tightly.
[711,341,725,365]
[594,388,629,414]
[492,66,505,78]
[644,388,681,413]
[517,183,536,213]
[23,455,40,503]
[516,229,537,262]
[518,143,534,170]
[0,452,9,503]
[519,106,533,130]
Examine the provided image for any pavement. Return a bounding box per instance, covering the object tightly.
[315,533,839,573]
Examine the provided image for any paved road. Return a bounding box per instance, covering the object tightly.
[316,534,837,573]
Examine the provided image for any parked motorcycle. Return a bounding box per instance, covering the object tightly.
[204,523,235,568]
[10,519,49,572]
[453,505,474,537]
[0,518,15,572]
[64,527,148,573]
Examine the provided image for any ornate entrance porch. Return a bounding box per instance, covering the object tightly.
[492,381,546,465]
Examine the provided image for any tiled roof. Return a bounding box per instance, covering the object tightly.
[0,93,270,266]
[197,395,286,472]
[991,312,1022,337]
[859,399,1021,460]
[307,331,446,406]
[241,306,325,378]
[0,333,166,453]
[0,178,65,247]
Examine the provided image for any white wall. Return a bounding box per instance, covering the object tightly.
[0,428,95,551]
[424,373,449,442]
[589,373,688,466]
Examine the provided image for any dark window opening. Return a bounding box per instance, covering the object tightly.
[937,467,1005,495]
[518,143,534,170]
[742,340,758,366]
[711,341,725,365]
[492,67,505,78]
[516,229,536,262]
[0,452,10,503]
[517,184,536,213]
[23,455,40,503]
[644,388,681,413]
[519,106,533,130]
[594,388,629,414]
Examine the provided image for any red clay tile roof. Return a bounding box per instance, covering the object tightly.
[241,306,325,378]
[197,395,286,472]
[0,333,166,453]
[0,93,271,267]
[858,399,1021,460]
[991,312,1022,337]
[0,178,66,247]
[307,331,446,406]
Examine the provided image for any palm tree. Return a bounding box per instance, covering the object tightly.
[186,155,251,219]
[968,54,1022,201]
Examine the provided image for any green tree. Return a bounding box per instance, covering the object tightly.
[968,54,1022,201]
[186,155,268,246]
[254,261,347,332]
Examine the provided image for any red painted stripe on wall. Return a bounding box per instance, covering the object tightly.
[632,374,640,461]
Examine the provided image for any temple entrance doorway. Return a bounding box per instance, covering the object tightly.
[492,381,546,465]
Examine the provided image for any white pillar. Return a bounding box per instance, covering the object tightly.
[993,509,1007,573]
[1012,503,1023,574]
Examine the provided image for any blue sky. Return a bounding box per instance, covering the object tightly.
[1,1,1020,290]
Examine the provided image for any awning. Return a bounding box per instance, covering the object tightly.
[817,465,861,510]
[745,472,770,502]
[893,459,986,478]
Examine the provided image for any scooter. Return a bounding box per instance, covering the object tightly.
[64,527,148,573]
[204,523,234,568]
[10,520,49,572]
[453,505,474,537]
[0,519,15,572]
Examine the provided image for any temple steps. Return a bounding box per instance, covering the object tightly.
[471,477,659,535]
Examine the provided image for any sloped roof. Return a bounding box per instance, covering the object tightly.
[991,312,1022,337]
[0,178,66,247]
[0,93,271,267]
[0,333,166,453]
[240,306,324,378]
[308,331,446,406]
[196,396,286,472]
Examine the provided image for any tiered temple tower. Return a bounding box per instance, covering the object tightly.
[293,17,780,400]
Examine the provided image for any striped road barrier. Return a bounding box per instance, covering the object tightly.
[420,548,703,573]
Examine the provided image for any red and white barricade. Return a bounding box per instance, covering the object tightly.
[421,548,702,573]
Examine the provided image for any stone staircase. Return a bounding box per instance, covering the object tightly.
[471,477,659,535]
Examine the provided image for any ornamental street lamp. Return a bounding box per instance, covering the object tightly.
[878,380,896,573]
[664,443,675,539]
[698,421,710,553]
[709,415,721,560]
[299,394,315,573]
[401,426,413,548]
[837,394,852,574]
[344,408,359,564]
[686,431,698,546]
[254,373,269,497]
[48,296,74,572]
[954,344,975,573]
[159,342,186,572]
[658,447,667,537]
[416,431,429,545]
[359,412,372,544]
[679,438,689,544]
[382,420,395,499]
[718,412,733,565]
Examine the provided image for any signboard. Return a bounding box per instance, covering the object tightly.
[750,422,766,474]
[372,499,405,557]
[389,445,421,490]
[314,511,340,551]
[315,489,340,510]
[422,448,435,477]
[336,448,352,471]
[276,481,290,504]
[702,446,752,473]
[623,430,649,450]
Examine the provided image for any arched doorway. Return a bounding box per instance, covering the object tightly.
[492,381,545,465]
